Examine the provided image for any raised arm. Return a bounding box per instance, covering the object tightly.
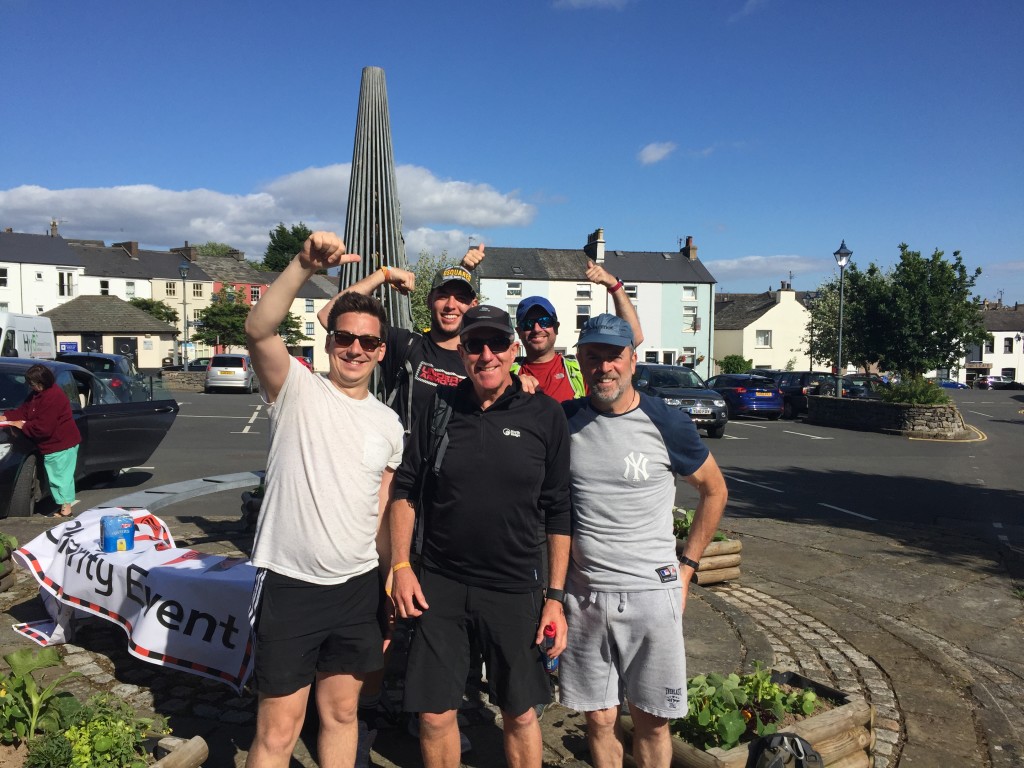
[586,259,644,347]
[315,265,416,330]
[246,231,358,401]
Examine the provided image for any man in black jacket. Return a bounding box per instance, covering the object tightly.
[389,305,571,768]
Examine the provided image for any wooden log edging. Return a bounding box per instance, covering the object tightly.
[676,537,742,585]
[152,735,209,767]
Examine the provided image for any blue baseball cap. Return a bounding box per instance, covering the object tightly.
[515,296,557,327]
[575,314,634,348]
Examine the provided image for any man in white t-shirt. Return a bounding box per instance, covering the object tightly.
[244,232,404,768]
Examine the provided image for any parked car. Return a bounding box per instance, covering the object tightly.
[838,374,888,400]
[293,356,314,372]
[704,374,784,420]
[633,363,728,438]
[930,378,968,390]
[0,358,179,518]
[161,356,212,373]
[205,354,259,393]
[973,374,1023,390]
[775,371,839,419]
[56,352,151,402]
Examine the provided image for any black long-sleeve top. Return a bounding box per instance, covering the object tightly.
[393,376,571,592]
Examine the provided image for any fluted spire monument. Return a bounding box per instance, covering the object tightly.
[338,66,413,331]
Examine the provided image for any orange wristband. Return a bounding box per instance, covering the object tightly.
[392,561,411,573]
[380,266,391,283]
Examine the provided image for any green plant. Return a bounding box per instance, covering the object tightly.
[1013,587,1024,601]
[670,663,822,750]
[0,647,79,744]
[672,507,727,542]
[716,354,753,374]
[880,376,951,405]
[0,532,17,554]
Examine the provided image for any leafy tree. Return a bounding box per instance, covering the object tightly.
[128,297,178,325]
[716,354,752,374]
[192,289,249,348]
[804,266,885,373]
[196,241,234,258]
[409,250,450,332]
[275,310,312,347]
[262,223,313,272]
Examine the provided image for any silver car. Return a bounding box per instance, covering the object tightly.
[204,354,259,393]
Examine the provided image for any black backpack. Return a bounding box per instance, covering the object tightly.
[752,733,823,768]
[385,333,425,434]
[412,386,456,555]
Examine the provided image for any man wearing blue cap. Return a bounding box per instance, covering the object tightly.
[513,260,643,402]
[559,313,728,768]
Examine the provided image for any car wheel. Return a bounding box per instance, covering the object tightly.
[783,400,795,419]
[707,425,726,439]
[8,454,41,518]
[768,411,782,421]
[249,377,258,394]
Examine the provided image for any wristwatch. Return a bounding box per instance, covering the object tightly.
[545,587,566,603]
[679,556,700,571]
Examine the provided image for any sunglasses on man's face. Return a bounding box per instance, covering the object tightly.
[517,315,556,332]
[332,330,384,352]
[462,335,514,355]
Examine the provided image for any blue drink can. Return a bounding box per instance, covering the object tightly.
[100,514,135,553]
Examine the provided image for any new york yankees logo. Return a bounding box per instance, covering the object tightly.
[623,452,650,481]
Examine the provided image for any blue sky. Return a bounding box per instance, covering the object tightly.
[2,0,1022,302]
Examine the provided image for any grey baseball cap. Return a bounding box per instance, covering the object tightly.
[575,314,634,348]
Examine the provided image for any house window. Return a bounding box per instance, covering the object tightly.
[507,281,522,297]
[507,304,519,318]
[305,322,315,336]
[0,267,7,287]
[58,271,74,297]
[193,309,202,322]
[644,351,658,363]
[577,283,592,300]
[576,304,591,330]
[35,305,43,313]
[984,338,994,353]
[166,282,177,297]
[0,302,7,313]
[250,286,261,304]
[192,283,203,299]
[1002,368,1016,381]
[681,346,697,366]
[35,272,43,281]
[1004,338,1014,353]
[126,281,135,298]
[756,329,772,348]
[682,286,697,301]
[624,284,638,299]
[305,299,314,313]
[100,280,110,296]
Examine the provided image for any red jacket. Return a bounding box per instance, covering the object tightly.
[3,385,82,455]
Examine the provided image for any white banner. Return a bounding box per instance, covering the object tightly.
[13,508,256,692]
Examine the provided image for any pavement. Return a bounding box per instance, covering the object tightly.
[0,488,1022,767]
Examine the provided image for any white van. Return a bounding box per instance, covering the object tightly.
[0,313,56,359]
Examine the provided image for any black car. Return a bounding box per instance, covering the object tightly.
[633,364,729,438]
[0,358,179,518]
[775,371,840,419]
[56,352,151,402]
[160,356,212,374]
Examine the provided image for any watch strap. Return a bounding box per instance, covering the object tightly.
[545,587,566,603]
[679,556,700,571]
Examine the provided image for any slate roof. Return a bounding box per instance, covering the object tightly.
[0,232,81,266]
[981,306,1024,332]
[714,289,814,330]
[477,247,718,285]
[67,242,214,282]
[190,252,269,286]
[41,295,178,335]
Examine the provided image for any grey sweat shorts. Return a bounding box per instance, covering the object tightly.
[559,587,687,718]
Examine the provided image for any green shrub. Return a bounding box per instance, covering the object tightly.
[672,507,727,542]
[0,648,79,744]
[880,376,950,405]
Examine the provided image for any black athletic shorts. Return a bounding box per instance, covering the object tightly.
[252,568,386,696]
[403,568,551,716]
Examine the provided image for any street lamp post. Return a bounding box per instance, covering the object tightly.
[833,240,853,397]
[178,261,190,370]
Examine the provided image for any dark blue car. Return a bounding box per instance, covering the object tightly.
[704,374,784,420]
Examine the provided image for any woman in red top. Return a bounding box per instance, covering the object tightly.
[2,364,82,517]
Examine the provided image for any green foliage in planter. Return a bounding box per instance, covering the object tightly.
[0,532,17,555]
[670,664,821,750]
[0,647,79,744]
[27,693,165,768]
[879,376,951,405]
[672,507,727,542]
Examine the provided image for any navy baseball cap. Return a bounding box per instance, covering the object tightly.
[515,296,557,327]
[575,314,634,348]
[460,305,514,340]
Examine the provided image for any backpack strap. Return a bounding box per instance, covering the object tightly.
[563,356,586,397]
[385,333,424,434]
[413,386,456,555]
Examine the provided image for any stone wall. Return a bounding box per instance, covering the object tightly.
[158,371,206,392]
[806,395,969,439]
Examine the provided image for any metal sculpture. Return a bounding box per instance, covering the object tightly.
[338,66,413,332]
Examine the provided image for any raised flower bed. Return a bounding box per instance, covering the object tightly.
[673,507,741,585]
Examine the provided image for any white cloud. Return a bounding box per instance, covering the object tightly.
[0,164,535,260]
[638,142,677,166]
[704,254,827,291]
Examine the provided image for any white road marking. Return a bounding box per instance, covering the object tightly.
[732,422,767,429]
[723,435,748,440]
[818,502,876,521]
[783,430,833,440]
[725,475,783,493]
[967,410,994,418]
[993,522,1003,529]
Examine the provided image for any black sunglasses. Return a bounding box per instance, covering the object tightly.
[332,330,384,352]
[517,315,557,332]
[462,335,514,355]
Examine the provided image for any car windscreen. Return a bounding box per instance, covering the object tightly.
[212,356,246,367]
[62,356,115,373]
[645,368,705,388]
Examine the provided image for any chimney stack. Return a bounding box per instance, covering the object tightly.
[115,241,139,258]
[583,228,606,264]
[50,219,59,237]
[172,242,198,262]
[681,235,698,261]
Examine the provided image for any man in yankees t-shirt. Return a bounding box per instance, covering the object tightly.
[318,246,484,429]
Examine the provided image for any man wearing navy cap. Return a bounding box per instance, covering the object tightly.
[559,313,728,768]
[513,260,643,402]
